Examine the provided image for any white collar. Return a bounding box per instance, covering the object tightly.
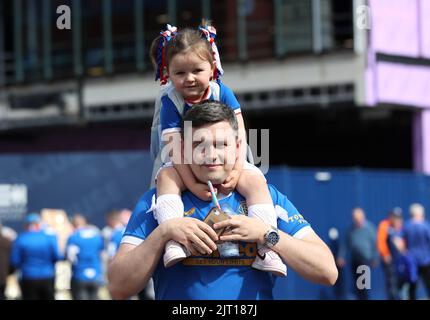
[217,191,233,201]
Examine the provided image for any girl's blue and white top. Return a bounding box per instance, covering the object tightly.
[149,80,241,185]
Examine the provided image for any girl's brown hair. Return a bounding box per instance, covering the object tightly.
[150,25,215,83]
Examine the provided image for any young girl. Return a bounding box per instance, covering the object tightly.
[149,22,286,277]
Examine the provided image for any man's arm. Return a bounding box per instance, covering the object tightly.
[214,215,338,286]
[107,226,166,300]
[108,217,219,300]
[273,230,338,285]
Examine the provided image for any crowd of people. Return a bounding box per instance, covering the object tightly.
[0,208,154,300]
[330,203,430,300]
[2,202,429,300]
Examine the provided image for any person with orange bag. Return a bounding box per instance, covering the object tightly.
[377,208,402,300]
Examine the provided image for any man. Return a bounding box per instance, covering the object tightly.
[337,207,378,300]
[66,214,104,300]
[403,203,430,300]
[102,210,123,249]
[386,210,416,300]
[107,210,131,260]
[377,208,402,300]
[108,101,338,300]
[11,213,62,300]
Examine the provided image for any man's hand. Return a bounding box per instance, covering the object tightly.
[213,215,269,245]
[218,169,240,195]
[161,218,218,256]
[189,183,212,201]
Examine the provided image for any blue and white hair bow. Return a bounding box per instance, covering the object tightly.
[199,24,224,80]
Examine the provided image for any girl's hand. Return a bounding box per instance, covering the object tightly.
[218,170,240,195]
[213,215,269,245]
[190,182,212,201]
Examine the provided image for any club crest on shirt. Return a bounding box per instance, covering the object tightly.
[184,207,196,217]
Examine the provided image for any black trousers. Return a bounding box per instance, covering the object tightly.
[0,283,6,300]
[409,263,430,300]
[20,278,55,300]
[382,261,399,300]
[71,280,100,300]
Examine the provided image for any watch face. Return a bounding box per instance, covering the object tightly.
[267,230,280,246]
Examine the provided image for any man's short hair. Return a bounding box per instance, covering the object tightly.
[182,100,239,133]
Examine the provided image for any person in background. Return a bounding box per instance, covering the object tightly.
[107,209,131,260]
[0,223,13,300]
[119,209,132,228]
[106,209,155,300]
[1,224,17,242]
[66,214,104,300]
[10,213,62,300]
[337,207,378,300]
[386,210,417,300]
[403,203,430,300]
[102,210,122,249]
[377,207,402,300]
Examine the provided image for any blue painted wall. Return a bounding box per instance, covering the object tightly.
[0,151,152,231]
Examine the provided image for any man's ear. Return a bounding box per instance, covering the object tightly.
[236,135,242,160]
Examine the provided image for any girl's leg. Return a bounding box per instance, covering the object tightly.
[156,165,185,197]
[236,170,276,227]
[155,166,188,267]
[236,170,287,277]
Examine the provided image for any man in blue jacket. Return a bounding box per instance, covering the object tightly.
[403,203,430,300]
[66,214,104,300]
[11,213,62,300]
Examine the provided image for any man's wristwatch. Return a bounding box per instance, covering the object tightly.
[264,227,280,248]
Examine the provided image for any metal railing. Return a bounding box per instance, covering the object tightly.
[0,0,354,86]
